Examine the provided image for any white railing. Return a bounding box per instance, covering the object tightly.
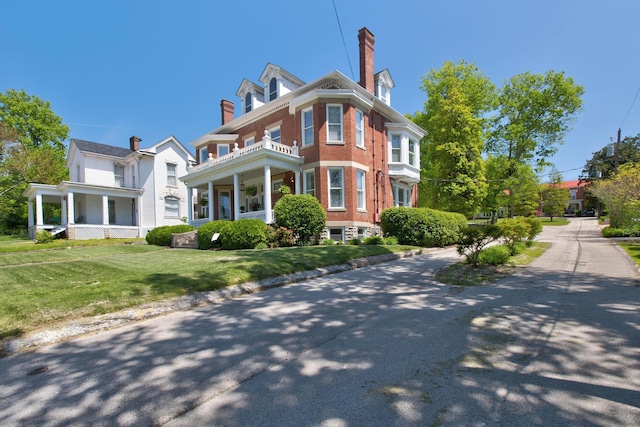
[188,130,300,173]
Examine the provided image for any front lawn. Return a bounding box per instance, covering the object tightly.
[0,242,416,341]
[617,240,640,268]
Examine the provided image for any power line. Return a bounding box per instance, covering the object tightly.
[620,87,640,129]
[331,0,355,81]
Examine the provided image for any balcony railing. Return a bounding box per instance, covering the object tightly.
[189,131,300,174]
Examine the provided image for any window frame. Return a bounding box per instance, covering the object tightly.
[326,104,344,143]
[269,77,278,101]
[114,164,125,187]
[244,136,255,147]
[356,169,366,211]
[390,134,402,163]
[217,144,230,157]
[244,92,252,113]
[303,169,315,197]
[199,147,209,163]
[302,108,314,146]
[408,138,417,166]
[269,126,281,144]
[165,196,180,218]
[392,183,413,207]
[166,163,177,187]
[328,167,345,209]
[355,109,365,148]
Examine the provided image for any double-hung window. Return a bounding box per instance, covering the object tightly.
[165,196,180,218]
[166,163,177,187]
[391,135,401,163]
[302,108,314,146]
[356,169,366,210]
[328,167,344,208]
[217,144,230,157]
[200,147,208,163]
[304,170,315,197]
[114,164,125,187]
[326,105,343,142]
[355,109,364,148]
[245,137,255,147]
[393,184,412,207]
[270,127,281,144]
[408,139,416,166]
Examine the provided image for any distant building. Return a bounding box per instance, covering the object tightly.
[23,136,195,239]
[180,27,426,242]
[558,179,588,215]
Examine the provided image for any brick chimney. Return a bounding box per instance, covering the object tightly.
[129,135,142,151]
[221,99,234,125]
[358,27,375,94]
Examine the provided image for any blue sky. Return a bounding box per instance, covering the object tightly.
[2,0,639,181]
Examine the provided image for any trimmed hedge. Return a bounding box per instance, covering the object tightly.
[478,244,510,265]
[220,219,267,250]
[146,224,196,246]
[197,220,231,250]
[380,207,467,247]
[274,194,326,244]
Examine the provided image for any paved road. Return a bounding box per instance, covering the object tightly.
[0,217,638,426]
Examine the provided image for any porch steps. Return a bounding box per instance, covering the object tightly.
[171,230,198,249]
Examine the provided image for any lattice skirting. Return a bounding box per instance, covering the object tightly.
[73,227,105,240]
[109,228,139,239]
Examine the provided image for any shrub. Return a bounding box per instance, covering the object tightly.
[321,238,335,245]
[146,224,196,246]
[220,219,267,250]
[197,220,231,250]
[511,241,528,255]
[266,225,296,248]
[457,225,502,266]
[496,217,530,255]
[383,236,398,245]
[477,244,510,266]
[35,230,54,244]
[274,194,326,244]
[522,216,543,245]
[380,207,467,247]
[254,242,268,250]
[603,225,640,237]
[348,238,361,245]
[363,236,384,245]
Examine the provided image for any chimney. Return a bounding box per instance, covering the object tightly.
[221,99,235,125]
[358,27,375,94]
[129,135,142,151]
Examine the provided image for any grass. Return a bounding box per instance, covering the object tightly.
[435,242,550,286]
[0,240,417,340]
[538,217,569,226]
[617,240,640,268]
[0,235,147,253]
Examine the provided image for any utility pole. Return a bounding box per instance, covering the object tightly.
[614,128,621,173]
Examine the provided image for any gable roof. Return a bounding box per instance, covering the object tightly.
[71,139,134,158]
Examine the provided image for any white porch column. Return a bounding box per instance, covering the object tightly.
[136,194,142,236]
[264,165,272,223]
[233,173,240,219]
[27,199,34,228]
[187,186,193,223]
[35,194,44,225]
[61,195,67,225]
[207,181,214,221]
[67,192,75,224]
[295,169,301,195]
[102,195,109,224]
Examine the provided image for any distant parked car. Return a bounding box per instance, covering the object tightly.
[584,208,596,217]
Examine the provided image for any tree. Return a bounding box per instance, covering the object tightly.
[273,194,326,244]
[411,60,496,217]
[590,163,640,228]
[482,155,539,221]
[541,168,569,221]
[485,70,583,216]
[580,133,640,182]
[0,89,69,231]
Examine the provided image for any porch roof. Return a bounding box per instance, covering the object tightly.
[23,181,144,200]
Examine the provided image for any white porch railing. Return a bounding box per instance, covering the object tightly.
[191,210,274,226]
[188,131,300,174]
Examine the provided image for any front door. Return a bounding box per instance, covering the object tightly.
[219,190,231,220]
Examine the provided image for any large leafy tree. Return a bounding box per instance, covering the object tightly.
[580,133,640,182]
[591,163,640,228]
[411,60,496,217]
[0,89,69,231]
[541,168,569,221]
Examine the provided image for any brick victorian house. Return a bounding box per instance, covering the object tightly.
[181,28,425,242]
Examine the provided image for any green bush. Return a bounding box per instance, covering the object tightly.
[457,225,502,266]
[511,241,528,255]
[220,219,267,250]
[348,238,361,245]
[254,242,268,250]
[266,225,296,248]
[363,236,384,245]
[522,216,543,245]
[496,217,530,255]
[35,230,54,244]
[603,225,640,237]
[321,238,335,246]
[383,236,398,245]
[197,220,231,250]
[274,194,326,244]
[477,244,510,266]
[380,207,467,247]
[146,224,196,246]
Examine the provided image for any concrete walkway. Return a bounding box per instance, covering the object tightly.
[0,217,638,426]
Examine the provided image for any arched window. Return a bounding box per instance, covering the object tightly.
[244,92,252,113]
[269,77,278,101]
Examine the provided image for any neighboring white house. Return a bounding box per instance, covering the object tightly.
[23,136,195,240]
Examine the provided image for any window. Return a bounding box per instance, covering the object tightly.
[272,179,283,192]
[329,228,344,243]
[165,196,180,218]
[355,109,364,148]
[304,170,315,197]
[377,84,388,104]
[326,105,343,142]
[328,167,344,208]
[114,164,125,187]
[131,165,136,188]
[244,92,252,113]
[217,144,230,157]
[408,139,416,166]
[245,137,255,147]
[166,163,177,186]
[357,227,367,240]
[108,200,116,223]
[302,108,314,146]
[200,147,208,163]
[270,127,281,144]
[356,169,366,210]
[269,77,277,101]
[391,135,401,162]
[393,184,412,207]
[200,192,209,218]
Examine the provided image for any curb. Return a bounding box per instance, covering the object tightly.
[3,248,426,355]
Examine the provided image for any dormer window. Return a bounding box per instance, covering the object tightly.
[244,92,252,113]
[375,69,394,106]
[269,77,278,101]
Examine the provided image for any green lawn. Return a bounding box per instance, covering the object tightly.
[617,240,640,268]
[469,217,569,226]
[0,241,417,340]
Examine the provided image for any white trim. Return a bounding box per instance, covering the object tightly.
[326,104,343,143]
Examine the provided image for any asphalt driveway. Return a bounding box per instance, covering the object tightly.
[0,217,638,426]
